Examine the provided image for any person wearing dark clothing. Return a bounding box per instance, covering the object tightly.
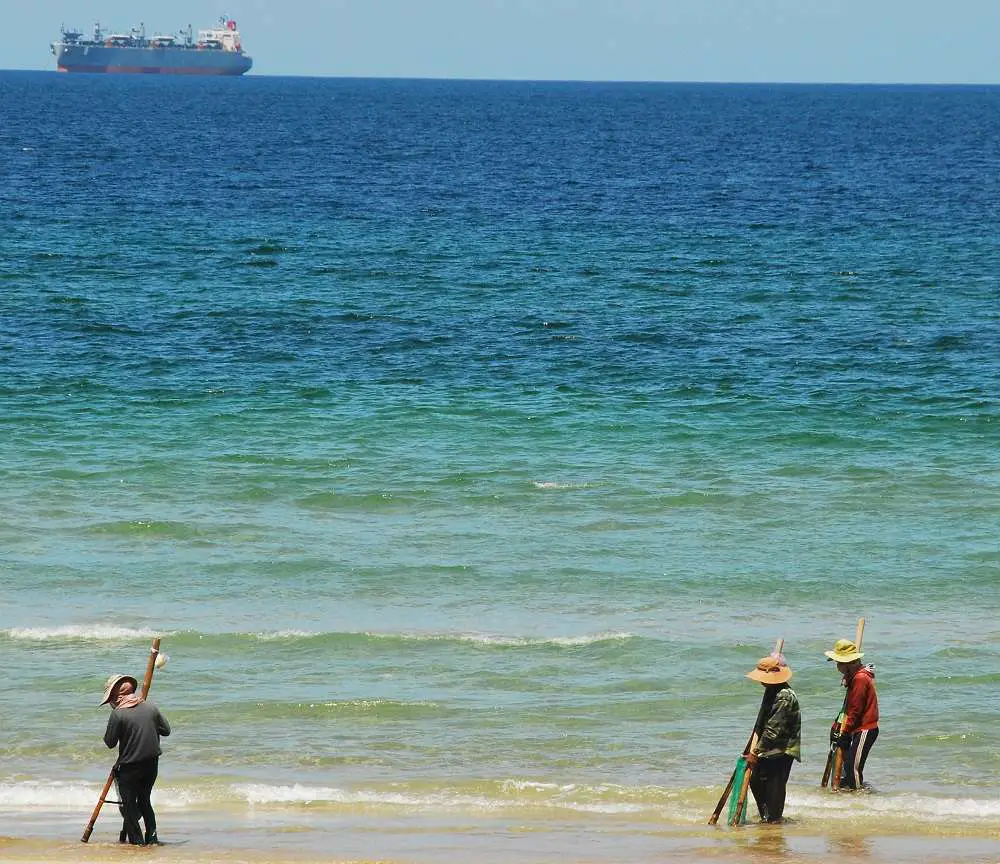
[744,654,801,823]
[101,673,171,845]
[825,639,879,790]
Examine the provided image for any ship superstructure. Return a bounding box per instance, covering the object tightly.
[51,16,252,75]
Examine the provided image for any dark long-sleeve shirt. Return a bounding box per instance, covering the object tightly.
[104,700,171,766]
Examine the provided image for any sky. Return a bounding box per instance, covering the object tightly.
[3,0,1000,83]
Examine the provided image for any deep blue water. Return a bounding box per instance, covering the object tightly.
[1,72,999,859]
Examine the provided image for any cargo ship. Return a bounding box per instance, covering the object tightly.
[51,16,252,75]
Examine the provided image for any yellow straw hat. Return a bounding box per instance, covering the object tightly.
[746,655,792,684]
[825,639,864,663]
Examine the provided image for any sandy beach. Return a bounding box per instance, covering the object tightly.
[3,804,1000,864]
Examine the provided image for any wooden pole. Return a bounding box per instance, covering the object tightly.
[708,730,752,825]
[138,638,161,701]
[708,639,783,825]
[825,619,865,791]
[731,758,753,826]
[820,730,836,786]
[81,638,162,843]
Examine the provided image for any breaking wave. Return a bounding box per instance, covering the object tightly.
[1,626,634,649]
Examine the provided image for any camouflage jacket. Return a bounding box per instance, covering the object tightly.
[753,685,801,762]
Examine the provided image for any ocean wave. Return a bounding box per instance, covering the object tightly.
[2,625,167,642]
[364,630,635,647]
[532,481,593,490]
[0,782,206,811]
[247,698,447,720]
[230,629,636,648]
[0,626,633,648]
[210,783,1000,822]
[500,780,561,793]
[0,782,95,810]
[251,629,320,641]
[793,788,1000,821]
[1,779,999,825]
[0,778,657,816]
[237,783,501,811]
[235,783,647,815]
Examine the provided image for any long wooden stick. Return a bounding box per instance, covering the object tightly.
[708,639,783,825]
[81,638,161,843]
[820,729,836,787]
[825,619,864,791]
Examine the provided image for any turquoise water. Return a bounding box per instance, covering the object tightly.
[1,73,999,860]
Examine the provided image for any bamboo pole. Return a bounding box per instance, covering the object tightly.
[708,730,752,825]
[731,758,753,826]
[820,728,836,787]
[81,638,162,843]
[824,619,865,791]
[708,638,783,825]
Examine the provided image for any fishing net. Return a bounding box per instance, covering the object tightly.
[727,757,749,825]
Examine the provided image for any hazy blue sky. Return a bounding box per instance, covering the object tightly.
[6,0,1000,82]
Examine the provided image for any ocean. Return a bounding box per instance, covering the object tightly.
[0,71,999,863]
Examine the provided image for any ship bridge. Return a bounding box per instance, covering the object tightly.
[197,17,244,52]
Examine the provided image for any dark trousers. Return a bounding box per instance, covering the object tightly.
[840,727,878,790]
[115,757,159,844]
[749,754,794,823]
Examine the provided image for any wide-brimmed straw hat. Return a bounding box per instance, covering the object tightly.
[746,655,792,684]
[825,639,864,663]
[100,674,137,706]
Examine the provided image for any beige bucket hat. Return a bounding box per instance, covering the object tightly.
[100,674,137,706]
[746,655,792,684]
[825,639,864,663]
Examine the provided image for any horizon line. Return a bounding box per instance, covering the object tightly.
[4,68,1000,87]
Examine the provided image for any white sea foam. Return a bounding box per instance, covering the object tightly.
[236,781,670,817]
[0,782,95,810]
[793,789,1000,821]
[247,629,635,647]
[545,632,633,646]
[366,630,633,647]
[533,480,592,490]
[237,784,500,811]
[2,780,997,825]
[236,783,646,815]
[562,801,647,814]
[0,781,208,812]
[3,627,631,645]
[501,779,561,793]
[3,625,166,642]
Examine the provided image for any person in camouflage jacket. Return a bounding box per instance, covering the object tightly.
[744,654,801,823]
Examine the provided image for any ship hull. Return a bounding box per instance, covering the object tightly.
[54,45,252,75]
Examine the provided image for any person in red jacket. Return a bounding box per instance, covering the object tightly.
[825,639,879,790]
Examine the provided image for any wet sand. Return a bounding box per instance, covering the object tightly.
[3,808,1000,864]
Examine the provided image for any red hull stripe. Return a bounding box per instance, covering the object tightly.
[58,65,246,75]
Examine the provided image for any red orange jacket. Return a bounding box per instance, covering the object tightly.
[843,665,879,733]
